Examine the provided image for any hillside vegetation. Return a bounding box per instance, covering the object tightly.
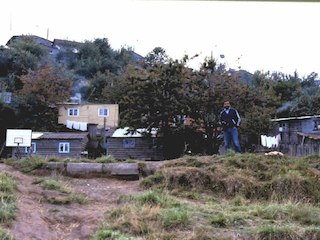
[1,153,320,239]
[94,153,320,240]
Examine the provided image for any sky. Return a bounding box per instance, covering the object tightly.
[1,0,320,77]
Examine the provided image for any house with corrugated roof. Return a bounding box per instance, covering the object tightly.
[12,132,88,159]
[107,127,164,160]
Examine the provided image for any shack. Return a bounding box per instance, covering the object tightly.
[12,132,88,159]
[272,115,320,156]
[107,128,164,161]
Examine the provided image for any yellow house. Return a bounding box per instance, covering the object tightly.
[58,103,119,129]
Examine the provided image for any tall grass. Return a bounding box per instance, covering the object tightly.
[0,228,14,240]
[109,154,320,239]
[0,173,17,225]
[4,156,44,173]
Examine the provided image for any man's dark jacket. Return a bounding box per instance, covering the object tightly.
[220,108,241,130]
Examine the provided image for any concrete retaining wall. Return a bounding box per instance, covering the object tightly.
[44,161,162,180]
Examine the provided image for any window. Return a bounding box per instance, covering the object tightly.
[279,123,286,132]
[59,142,70,153]
[123,139,135,148]
[3,93,12,104]
[98,108,109,117]
[313,120,320,131]
[25,142,36,153]
[68,108,79,116]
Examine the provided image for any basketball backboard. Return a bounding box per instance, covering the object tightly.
[6,129,32,147]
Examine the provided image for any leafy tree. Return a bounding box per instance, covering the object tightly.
[0,103,16,155]
[2,36,48,90]
[16,64,72,131]
[144,47,169,67]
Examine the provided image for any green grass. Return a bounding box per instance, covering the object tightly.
[91,229,132,240]
[34,177,87,205]
[0,228,14,240]
[4,156,44,173]
[0,173,17,226]
[39,179,69,193]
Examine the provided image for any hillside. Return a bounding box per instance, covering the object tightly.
[0,153,320,239]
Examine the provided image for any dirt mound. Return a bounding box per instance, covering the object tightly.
[0,163,142,240]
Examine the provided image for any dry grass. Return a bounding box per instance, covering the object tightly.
[94,153,320,239]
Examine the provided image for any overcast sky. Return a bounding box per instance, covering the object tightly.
[1,0,319,76]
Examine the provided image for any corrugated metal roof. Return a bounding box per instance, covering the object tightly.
[112,127,157,138]
[297,132,320,140]
[32,132,44,139]
[39,132,88,140]
[272,115,320,122]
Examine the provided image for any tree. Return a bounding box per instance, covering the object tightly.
[0,36,48,92]
[17,64,72,131]
[0,103,16,155]
[144,47,169,67]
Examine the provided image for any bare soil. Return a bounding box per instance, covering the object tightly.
[0,163,143,240]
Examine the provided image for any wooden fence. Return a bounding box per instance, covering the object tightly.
[279,143,320,157]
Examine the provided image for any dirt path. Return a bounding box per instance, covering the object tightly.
[0,163,142,240]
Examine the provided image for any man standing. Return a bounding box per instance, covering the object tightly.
[220,101,241,153]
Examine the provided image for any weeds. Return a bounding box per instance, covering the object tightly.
[35,177,87,205]
[5,156,44,173]
[0,228,14,240]
[0,173,17,225]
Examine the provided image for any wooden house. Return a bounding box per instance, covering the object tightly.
[12,132,88,159]
[57,103,119,129]
[107,128,164,161]
[272,115,320,156]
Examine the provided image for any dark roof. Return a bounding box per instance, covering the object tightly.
[53,39,83,48]
[272,115,320,122]
[39,132,88,140]
[7,35,53,47]
[105,128,116,137]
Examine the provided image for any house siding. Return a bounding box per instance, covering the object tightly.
[58,104,119,128]
[12,138,88,159]
[273,116,320,156]
[108,138,164,161]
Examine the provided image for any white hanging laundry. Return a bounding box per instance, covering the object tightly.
[275,134,281,147]
[261,135,267,147]
[66,120,73,129]
[73,121,80,130]
[79,122,87,131]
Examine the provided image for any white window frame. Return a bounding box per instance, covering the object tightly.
[98,107,109,117]
[59,142,70,153]
[68,108,79,116]
[25,142,36,153]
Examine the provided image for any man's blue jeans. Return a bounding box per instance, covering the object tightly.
[223,127,241,153]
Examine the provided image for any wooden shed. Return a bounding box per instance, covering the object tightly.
[107,128,164,161]
[272,115,320,156]
[12,132,88,159]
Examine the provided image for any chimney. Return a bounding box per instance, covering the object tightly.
[87,123,98,139]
